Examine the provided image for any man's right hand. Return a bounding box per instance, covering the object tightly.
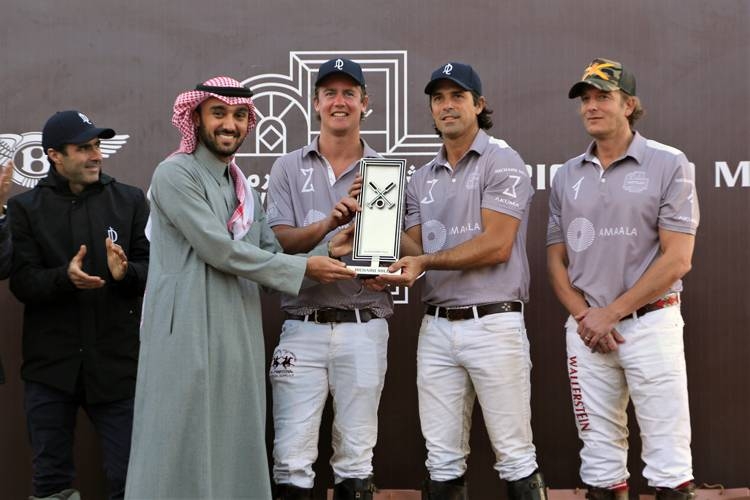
[305,256,356,284]
[348,174,363,199]
[375,255,426,287]
[324,196,360,231]
[68,245,106,289]
[0,161,14,206]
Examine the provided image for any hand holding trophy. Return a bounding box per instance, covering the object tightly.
[347,158,406,277]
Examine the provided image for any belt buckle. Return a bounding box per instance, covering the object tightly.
[445,307,469,321]
[312,310,329,323]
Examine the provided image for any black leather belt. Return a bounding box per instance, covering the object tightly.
[633,292,680,318]
[425,301,523,321]
[286,308,375,324]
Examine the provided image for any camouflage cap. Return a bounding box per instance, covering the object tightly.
[568,58,636,98]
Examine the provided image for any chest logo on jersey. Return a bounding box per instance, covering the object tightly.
[571,177,584,200]
[622,171,649,193]
[567,217,596,252]
[107,226,119,243]
[465,171,480,190]
[422,219,447,253]
[448,222,481,236]
[300,168,315,193]
[420,179,439,204]
[270,348,297,378]
[566,217,639,253]
[303,209,327,227]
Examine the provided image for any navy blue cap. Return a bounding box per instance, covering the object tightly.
[315,58,366,87]
[424,62,482,95]
[42,110,115,152]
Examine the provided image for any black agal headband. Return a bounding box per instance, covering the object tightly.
[195,84,254,98]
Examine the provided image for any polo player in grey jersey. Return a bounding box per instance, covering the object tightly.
[379,62,547,500]
[547,57,699,500]
[266,58,391,500]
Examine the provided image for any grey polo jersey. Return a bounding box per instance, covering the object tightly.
[267,138,393,317]
[547,132,700,308]
[405,129,533,307]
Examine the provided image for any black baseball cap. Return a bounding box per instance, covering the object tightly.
[424,62,482,95]
[42,110,115,152]
[315,58,366,87]
[568,58,637,98]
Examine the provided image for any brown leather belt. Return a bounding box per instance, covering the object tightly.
[633,292,680,318]
[286,308,375,324]
[425,301,523,321]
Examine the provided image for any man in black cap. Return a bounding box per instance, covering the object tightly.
[7,110,149,500]
[266,58,389,500]
[379,62,546,500]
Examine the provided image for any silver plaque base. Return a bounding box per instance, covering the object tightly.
[348,257,402,278]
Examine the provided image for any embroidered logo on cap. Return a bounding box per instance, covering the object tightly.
[78,112,92,125]
[334,58,344,70]
[443,63,453,75]
[582,61,616,81]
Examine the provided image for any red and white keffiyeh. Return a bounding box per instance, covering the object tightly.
[171,76,257,240]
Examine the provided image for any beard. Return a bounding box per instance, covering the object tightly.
[197,123,246,160]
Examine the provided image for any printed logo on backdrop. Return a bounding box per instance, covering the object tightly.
[0,133,129,188]
[715,161,750,187]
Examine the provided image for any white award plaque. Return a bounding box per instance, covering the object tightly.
[348,158,407,277]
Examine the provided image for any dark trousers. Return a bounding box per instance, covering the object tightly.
[24,380,134,499]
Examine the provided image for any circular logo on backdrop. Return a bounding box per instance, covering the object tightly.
[5,133,51,188]
[422,219,447,253]
[566,217,596,253]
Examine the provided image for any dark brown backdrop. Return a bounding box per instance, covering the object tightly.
[1,1,748,498]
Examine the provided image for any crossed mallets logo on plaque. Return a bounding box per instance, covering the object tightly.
[367,181,396,209]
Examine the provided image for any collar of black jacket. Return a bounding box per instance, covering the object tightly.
[37,166,114,194]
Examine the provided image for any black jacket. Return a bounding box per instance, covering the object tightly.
[0,217,10,279]
[8,167,149,403]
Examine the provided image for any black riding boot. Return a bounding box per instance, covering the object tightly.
[586,486,629,500]
[655,483,696,500]
[508,470,548,500]
[422,475,468,500]
[274,483,313,500]
[333,476,376,500]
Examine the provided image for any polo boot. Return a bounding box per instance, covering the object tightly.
[655,482,696,500]
[29,489,82,500]
[333,476,376,500]
[585,486,629,500]
[422,476,468,500]
[274,483,313,500]
[508,470,548,500]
